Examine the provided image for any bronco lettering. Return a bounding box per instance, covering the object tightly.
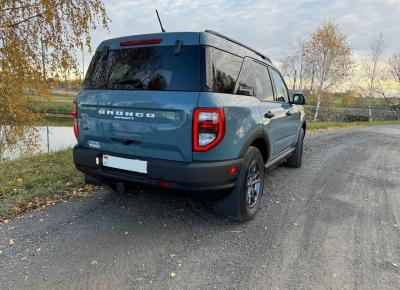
[98,109,155,118]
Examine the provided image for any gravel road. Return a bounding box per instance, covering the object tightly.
[1,125,399,290]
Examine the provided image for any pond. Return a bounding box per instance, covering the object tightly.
[2,126,77,160]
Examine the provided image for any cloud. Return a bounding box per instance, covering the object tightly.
[86,0,400,64]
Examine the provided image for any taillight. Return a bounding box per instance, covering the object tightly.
[72,101,78,138]
[193,108,225,152]
[72,102,77,118]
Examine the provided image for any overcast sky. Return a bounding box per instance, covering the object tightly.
[84,0,400,70]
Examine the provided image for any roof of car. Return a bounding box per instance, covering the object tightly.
[97,31,272,65]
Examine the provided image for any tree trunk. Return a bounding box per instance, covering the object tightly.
[313,93,321,122]
[368,97,372,122]
[40,37,46,81]
[309,69,315,92]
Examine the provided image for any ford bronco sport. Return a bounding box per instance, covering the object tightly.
[73,30,306,221]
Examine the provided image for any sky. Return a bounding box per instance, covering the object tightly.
[82,0,400,72]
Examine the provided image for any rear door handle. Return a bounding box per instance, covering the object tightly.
[264,111,275,119]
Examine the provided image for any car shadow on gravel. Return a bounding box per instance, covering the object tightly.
[99,184,233,226]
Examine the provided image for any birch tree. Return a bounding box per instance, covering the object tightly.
[0,0,109,157]
[304,21,352,121]
[359,33,385,121]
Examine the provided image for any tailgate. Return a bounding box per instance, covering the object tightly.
[76,90,199,162]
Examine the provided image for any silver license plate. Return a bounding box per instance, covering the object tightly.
[102,155,147,174]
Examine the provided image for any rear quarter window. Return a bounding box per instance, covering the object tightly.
[204,47,243,94]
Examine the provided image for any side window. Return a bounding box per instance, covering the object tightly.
[270,69,289,103]
[236,58,274,102]
[204,47,243,94]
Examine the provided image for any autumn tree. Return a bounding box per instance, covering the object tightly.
[280,39,307,90]
[0,0,108,158]
[304,21,352,121]
[378,49,400,120]
[357,33,385,121]
[389,50,400,84]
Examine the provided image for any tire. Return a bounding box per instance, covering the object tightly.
[214,146,265,222]
[287,128,304,168]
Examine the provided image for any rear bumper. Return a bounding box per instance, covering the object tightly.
[73,145,243,191]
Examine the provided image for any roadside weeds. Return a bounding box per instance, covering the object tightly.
[0,149,95,221]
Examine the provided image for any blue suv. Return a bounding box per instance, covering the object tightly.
[73,30,306,221]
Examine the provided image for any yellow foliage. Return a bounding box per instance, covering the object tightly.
[0,0,109,157]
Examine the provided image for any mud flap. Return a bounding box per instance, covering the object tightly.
[213,174,243,220]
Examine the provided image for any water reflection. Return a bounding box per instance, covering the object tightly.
[3,126,76,160]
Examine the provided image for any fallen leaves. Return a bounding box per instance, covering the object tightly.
[90,260,97,266]
[11,207,21,215]
[170,272,176,278]
[1,184,97,221]
[9,239,15,245]
[392,262,398,268]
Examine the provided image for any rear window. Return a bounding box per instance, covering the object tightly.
[204,47,243,94]
[84,45,200,91]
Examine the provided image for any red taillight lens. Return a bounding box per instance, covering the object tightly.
[227,166,238,175]
[193,108,225,152]
[72,102,77,118]
[120,38,162,46]
[72,101,78,138]
[73,119,79,138]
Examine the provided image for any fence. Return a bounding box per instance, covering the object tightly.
[304,105,400,121]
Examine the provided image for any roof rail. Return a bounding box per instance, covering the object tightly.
[204,30,272,63]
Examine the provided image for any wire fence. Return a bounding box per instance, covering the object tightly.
[304,105,400,121]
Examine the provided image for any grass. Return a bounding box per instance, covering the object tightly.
[33,100,73,115]
[0,149,87,219]
[30,93,75,115]
[37,117,74,127]
[307,120,400,131]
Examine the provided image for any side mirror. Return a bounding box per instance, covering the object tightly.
[292,94,306,105]
[237,83,254,96]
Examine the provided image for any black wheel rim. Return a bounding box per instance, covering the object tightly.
[246,160,261,208]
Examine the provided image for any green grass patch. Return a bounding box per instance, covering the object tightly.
[0,149,85,219]
[51,93,76,99]
[308,120,400,131]
[37,117,74,127]
[32,100,73,115]
[30,93,75,115]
